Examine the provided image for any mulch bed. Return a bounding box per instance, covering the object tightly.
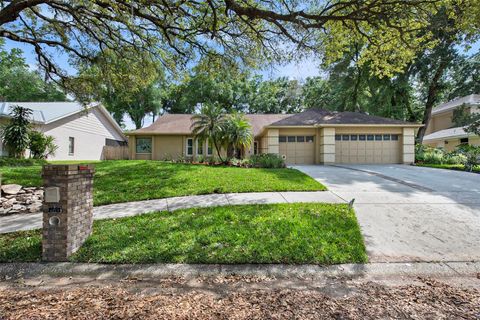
[0,278,479,319]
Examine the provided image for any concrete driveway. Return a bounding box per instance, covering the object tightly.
[294,165,480,263]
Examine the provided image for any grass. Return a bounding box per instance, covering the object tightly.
[416,163,480,174]
[0,229,41,263]
[0,203,367,264]
[0,160,326,206]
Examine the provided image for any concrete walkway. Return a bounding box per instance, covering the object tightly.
[0,191,343,234]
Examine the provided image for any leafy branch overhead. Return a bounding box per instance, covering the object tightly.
[453,104,480,135]
[1,0,479,81]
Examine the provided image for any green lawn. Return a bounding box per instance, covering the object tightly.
[0,160,326,206]
[416,163,480,173]
[0,203,367,264]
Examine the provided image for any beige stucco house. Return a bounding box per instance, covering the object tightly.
[127,109,422,165]
[423,94,480,152]
[0,102,126,160]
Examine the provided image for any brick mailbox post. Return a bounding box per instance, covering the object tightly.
[42,164,95,262]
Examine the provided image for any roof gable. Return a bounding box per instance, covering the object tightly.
[0,101,126,141]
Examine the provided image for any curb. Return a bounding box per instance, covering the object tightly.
[1,261,479,281]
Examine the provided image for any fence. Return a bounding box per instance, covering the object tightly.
[102,146,129,160]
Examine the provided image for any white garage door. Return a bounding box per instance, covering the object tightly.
[279,135,315,164]
[335,133,401,164]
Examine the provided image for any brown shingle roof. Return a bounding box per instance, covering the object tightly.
[128,113,291,137]
[270,108,419,126]
[129,109,421,137]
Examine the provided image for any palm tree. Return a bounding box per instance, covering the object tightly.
[191,103,227,162]
[224,113,253,159]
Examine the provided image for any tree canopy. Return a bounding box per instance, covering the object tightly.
[1,1,479,134]
[0,39,66,101]
[2,0,479,83]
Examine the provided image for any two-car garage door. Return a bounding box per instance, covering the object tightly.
[335,133,401,164]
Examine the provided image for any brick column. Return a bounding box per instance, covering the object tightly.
[42,164,95,262]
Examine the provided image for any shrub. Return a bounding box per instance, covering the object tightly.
[161,153,173,161]
[415,144,467,165]
[196,155,206,163]
[0,106,32,158]
[249,153,285,168]
[423,149,445,164]
[206,156,217,165]
[29,131,58,159]
[443,152,467,165]
[456,144,480,172]
[230,158,251,168]
[415,145,444,164]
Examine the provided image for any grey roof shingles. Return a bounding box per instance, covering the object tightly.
[0,101,96,123]
[269,108,417,126]
[423,126,476,141]
[432,94,480,115]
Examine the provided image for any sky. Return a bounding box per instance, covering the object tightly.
[3,39,326,129]
[4,39,480,130]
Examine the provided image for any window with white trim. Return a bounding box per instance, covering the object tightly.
[186,138,193,156]
[196,139,203,155]
[68,137,75,155]
[206,141,213,155]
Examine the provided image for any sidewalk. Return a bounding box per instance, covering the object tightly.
[0,261,478,282]
[0,191,344,233]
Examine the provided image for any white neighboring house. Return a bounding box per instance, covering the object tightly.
[423,94,480,151]
[0,102,127,160]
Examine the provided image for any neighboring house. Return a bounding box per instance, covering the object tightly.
[423,94,480,152]
[127,109,422,165]
[0,102,127,160]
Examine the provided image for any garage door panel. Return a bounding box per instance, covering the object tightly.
[357,154,366,163]
[279,135,315,164]
[335,133,401,164]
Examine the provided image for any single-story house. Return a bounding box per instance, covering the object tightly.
[0,102,127,160]
[423,94,480,151]
[127,109,422,164]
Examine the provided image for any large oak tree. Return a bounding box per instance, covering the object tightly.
[1,0,475,82]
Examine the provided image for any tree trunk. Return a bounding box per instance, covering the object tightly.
[352,65,362,112]
[213,140,224,163]
[416,59,449,143]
